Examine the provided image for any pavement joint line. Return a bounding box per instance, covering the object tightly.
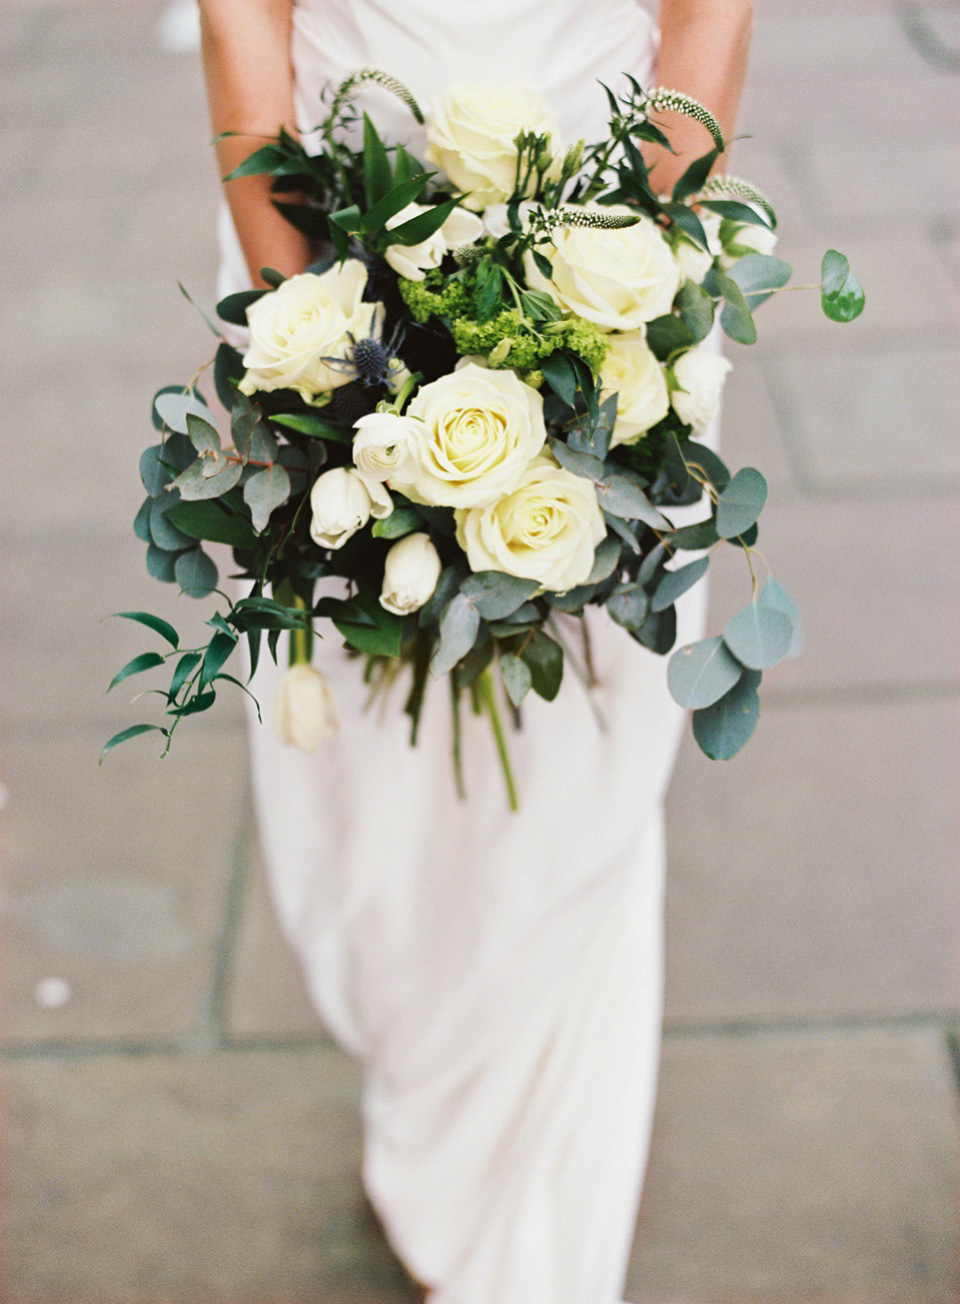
[2,1011,957,1062]
[945,1027,960,1099]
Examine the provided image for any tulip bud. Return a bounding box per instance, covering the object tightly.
[309,467,392,550]
[273,663,339,752]
[379,532,443,616]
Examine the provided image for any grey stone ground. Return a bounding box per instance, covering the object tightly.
[1,1,959,1300]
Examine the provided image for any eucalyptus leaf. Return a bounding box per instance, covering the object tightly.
[418,565,462,628]
[692,669,761,760]
[607,583,649,630]
[685,441,731,491]
[676,280,715,342]
[431,593,480,676]
[460,572,540,621]
[549,439,605,481]
[244,463,291,533]
[587,534,622,584]
[631,604,677,655]
[596,473,670,528]
[723,600,793,670]
[171,457,244,501]
[140,445,171,497]
[133,497,152,542]
[652,556,709,612]
[713,272,757,345]
[671,518,719,550]
[175,548,219,599]
[372,507,422,540]
[186,413,221,456]
[715,467,767,539]
[500,653,533,708]
[645,314,694,361]
[154,390,214,435]
[667,635,743,709]
[214,341,244,408]
[758,577,804,657]
[249,421,280,464]
[726,252,792,311]
[149,497,194,552]
[545,585,594,614]
[820,249,866,322]
[145,543,179,584]
[519,630,564,702]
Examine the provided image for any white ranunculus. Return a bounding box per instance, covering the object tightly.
[524,205,681,331]
[239,262,380,400]
[601,332,670,446]
[674,212,722,284]
[309,466,392,550]
[383,202,484,281]
[352,411,422,482]
[425,81,562,211]
[379,532,443,615]
[455,454,605,592]
[391,363,547,509]
[722,208,779,264]
[273,663,339,752]
[671,347,733,431]
[482,200,537,239]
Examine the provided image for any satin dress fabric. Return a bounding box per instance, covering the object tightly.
[217,4,714,1300]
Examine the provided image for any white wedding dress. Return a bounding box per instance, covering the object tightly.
[217,3,713,1301]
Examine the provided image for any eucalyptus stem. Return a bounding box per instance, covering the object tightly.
[477,668,519,813]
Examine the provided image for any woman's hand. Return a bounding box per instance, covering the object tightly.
[646,0,754,196]
[199,0,312,286]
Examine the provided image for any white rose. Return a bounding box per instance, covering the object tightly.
[379,532,442,615]
[524,205,680,331]
[309,467,392,550]
[383,202,484,281]
[425,81,562,211]
[273,663,339,752]
[455,454,605,592]
[671,347,733,431]
[239,262,380,400]
[601,332,670,446]
[674,212,722,284]
[391,363,547,509]
[352,411,422,482]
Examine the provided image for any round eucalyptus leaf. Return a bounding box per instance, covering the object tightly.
[692,669,761,760]
[154,390,213,435]
[667,635,743,709]
[175,548,219,600]
[716,467,767,539]
[651,556,709,613]
[723,601,793,669]
[431,593,480,677]
[149,497,194,552]
[500,653,533,708]
[460,572,539,621]
[139,445,170,497]
[145,543,179,584]
[607,583,649,631]
[758,578,804,658]
[133,497,153,543]
[820,249,865,323]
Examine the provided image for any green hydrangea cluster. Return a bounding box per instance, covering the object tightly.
[450,310,542,370]
[397,271,472,324]
[545,318,608,373]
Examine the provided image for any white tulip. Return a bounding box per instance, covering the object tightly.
[309,467,392,550]
[352,411,422,482]
[273,663,339,752]
[671,347,733,432]
[380,532,443,615]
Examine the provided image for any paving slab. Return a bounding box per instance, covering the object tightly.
[664,698,960,1025]
[628,1026,960,1303]
[718,354,795,491]
[225,835,323,1043]
[0,1046,418,1303]
[795,145,960,238]
[0,726,246,1045]
[769,342,960,491]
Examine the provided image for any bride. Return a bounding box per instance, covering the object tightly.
[198,2,753,1300]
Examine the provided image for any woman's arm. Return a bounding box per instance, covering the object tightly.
[647,0,754,195]
[199,0,312,286]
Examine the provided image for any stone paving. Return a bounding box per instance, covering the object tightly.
[1,1,959,1300]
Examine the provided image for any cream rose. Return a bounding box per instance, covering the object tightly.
[352,411,422,482]
[600,332,670,446]
[425,82,562,211]
[455,455,605,592]
[524,205,680,331]
[379,532,442,615]
[671,346,733,431]
[239,262,380,400]
[383,202,484,281]
[273,664,339,752]
[674,212,722,284]
[309,467,392,550]
[722,208,779,264]
[390,363,547,509]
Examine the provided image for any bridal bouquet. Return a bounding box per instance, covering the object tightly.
[105,70,863,806]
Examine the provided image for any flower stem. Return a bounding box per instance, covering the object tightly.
[289,593,314,666]
[450,676,466,801]
[477,668,519,813]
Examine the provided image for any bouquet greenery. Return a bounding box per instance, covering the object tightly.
[105,69,863,807]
